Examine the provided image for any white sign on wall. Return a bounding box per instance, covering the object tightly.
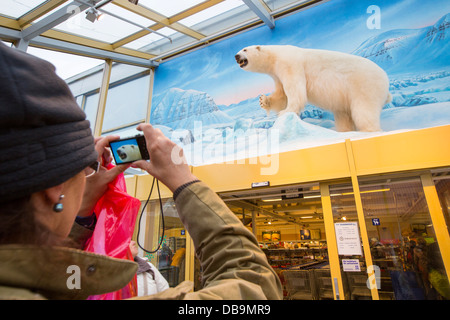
[342,259,361,272]
[334,222,363,256]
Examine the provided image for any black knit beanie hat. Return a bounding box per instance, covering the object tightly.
[0,43,98,203]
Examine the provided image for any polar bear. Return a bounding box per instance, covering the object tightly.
[116,144,142,163]
[235,45,392,132]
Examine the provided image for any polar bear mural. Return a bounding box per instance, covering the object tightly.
[235,45,392,132]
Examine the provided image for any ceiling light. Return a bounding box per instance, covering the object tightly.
[261,197,282,202]
[341,188,390,196]
[85,8,102,23]
[303,194,321,199]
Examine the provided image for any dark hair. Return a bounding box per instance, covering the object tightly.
[0,196,60,246]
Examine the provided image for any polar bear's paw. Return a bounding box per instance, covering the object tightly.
[259,94,270,110]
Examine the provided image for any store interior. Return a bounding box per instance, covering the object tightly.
[136,166,450,300]
[1,0,449,300]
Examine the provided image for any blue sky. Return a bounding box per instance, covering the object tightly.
[153,0,450,106]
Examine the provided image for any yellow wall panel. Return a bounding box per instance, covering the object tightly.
[350,125,450,175]
[135,174,172,200]
[192,142,351,192]
[134,166,195,200]
[124,175,137,197]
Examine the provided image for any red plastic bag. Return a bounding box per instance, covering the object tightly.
[84,164,141,300]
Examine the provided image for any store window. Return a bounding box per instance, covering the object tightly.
[135,198,187,288]
[83,92,100,131]
[102,73,150,133]
[67,62,151,136]
[434,173,450,235]
[74,95,84,108]
[220,184,332,300]
[358,175,450,300]
[67,65,105,131]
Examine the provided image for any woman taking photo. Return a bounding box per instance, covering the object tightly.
[0,43,281,300]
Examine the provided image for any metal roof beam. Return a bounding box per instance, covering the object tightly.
[31,35,158,67]
[0,25,157,67]
[18,0,69,27]
[21,0,103,41]
[242,0,275,29]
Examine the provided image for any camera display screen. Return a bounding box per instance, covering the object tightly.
[110,137,145,164]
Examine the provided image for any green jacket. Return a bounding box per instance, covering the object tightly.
[0,182,282,300]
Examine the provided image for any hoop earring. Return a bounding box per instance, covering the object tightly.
[53,195,65,213]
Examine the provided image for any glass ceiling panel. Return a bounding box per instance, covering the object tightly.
[263,0,309,12]
[100,3,156,27]
[0,0,48,19]
[138,0,206,18]
[124,27,178,51]
[178,0,246,27]
[133,31,197,56]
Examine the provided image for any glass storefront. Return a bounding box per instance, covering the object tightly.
[133,171,450,300]
[358,175,450,300]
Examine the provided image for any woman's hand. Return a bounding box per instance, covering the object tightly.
[131,124,197,192]
[77,135,130,217]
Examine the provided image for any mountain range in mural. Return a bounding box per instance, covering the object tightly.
[151,88,233,130]
[353,13,450,73]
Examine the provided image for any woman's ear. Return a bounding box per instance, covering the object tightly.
[30,182,65,228]
[43,183,65,204]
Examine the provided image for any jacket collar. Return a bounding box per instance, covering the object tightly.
[0,244,137,300]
